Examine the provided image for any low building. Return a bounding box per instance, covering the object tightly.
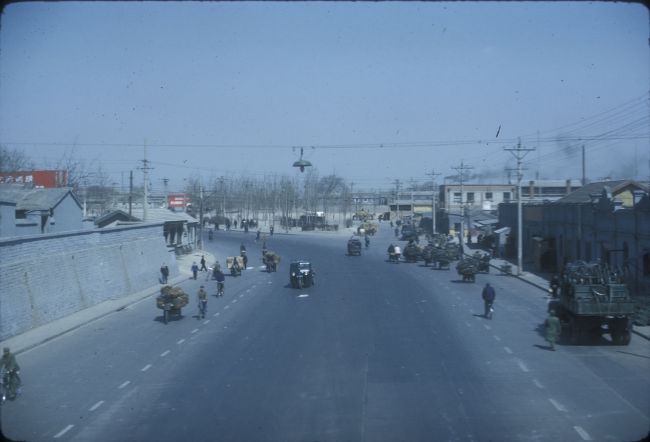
[0,185,82,238]
[96,207,200,253]
[498,180,650,296]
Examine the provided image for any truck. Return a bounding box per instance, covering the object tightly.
[548,261,634,345]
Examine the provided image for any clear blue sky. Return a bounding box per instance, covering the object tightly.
[1,2,648,191]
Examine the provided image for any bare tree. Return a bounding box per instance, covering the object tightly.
[0,146,35,172]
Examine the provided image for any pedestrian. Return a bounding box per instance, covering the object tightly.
[215,268,226,296]
[256,230,261,241]
[270,225,274,236]
[197,285,208,319]
[160,263,169,284]
[200,255,208,272]
[393,244,401,263]
[191,262,199,280]
[1,347,21,400]
[482,283,496,319]
[549,274,560,298]
[545,310,561,350]
[234,220,238,229]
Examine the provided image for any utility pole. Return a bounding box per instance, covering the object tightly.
[426,169,441,235]
[219,177,226,221]
[504,138,535,276]
[581,145,586,186]
[393,179,401,222]
[199,184,204,249]
[128,171,133,217]
[452,161,473,245]
[138,141,154,222]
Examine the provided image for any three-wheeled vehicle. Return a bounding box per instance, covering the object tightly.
[290,260,315,288]
[347,238,362,256]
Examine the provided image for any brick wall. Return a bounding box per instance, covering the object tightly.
[0,223,178,340]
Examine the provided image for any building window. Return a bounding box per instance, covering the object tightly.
[485,192,493,200]
[503,192,511,202]
[467,192,474,203]
[585,241,592,262]
[643,252,650,276]
[453,192,462,203]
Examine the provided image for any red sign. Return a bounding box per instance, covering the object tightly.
[168,193,190,208]
[0,170,68,188]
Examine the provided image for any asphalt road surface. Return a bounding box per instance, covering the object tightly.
[2,225,649,441]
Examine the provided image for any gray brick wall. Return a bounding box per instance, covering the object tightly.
[0,223,178,340]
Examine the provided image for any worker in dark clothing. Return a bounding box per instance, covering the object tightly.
[482,283,496,319]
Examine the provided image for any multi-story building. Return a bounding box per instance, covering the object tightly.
[440,180,582,212]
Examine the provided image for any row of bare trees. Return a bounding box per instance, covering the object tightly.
[1,146,384,222]
[183,170,361,226]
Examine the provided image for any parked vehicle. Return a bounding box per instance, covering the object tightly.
[548,261,634,345]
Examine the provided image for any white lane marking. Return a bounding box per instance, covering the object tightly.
[89,400,104,411]
[484,324,491,330]
[177,338,186,344]
[239,294,244,298]
[54,424,74,438]
[504,346,513,354]
[533,379,544,389]
[160,350,171,357]
[298,294,309,298]
[213,312,220,317]
[464,322,471,327]
[268,281,272,284]
[493,335,501,342]
[574,426,592,440]
[203,319,211,325]
[191,329,199,334]
[548,398,567,412]
[118,381,130,389]
[515,358,530,372]
[224,305,230,310]
[231,299,238,304]
[141,364,152,372]
[246,289,251,293]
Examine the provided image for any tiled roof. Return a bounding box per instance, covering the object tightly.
[554,180,646,204]
[0,185,79,210]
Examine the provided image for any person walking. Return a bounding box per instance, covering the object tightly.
[200,255,208,272]
[482,283,496,319]
[545,310,561,350]
[160,263,169,284]
[191,262,199,280]
[1,347,21,400]
[197,286,208,319]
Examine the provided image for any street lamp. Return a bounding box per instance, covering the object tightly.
[292,147,312,172]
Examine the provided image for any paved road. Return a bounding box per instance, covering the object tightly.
[2,225,649,441]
